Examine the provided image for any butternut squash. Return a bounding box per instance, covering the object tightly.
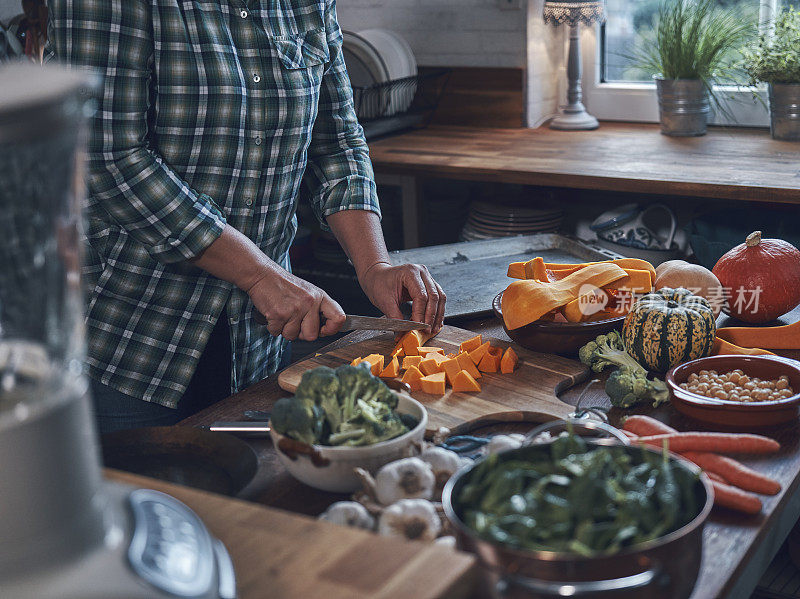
[469,341,491,365]
[379,356,400,378]
[501,263,628,330]
[441,357,462,386]
[456,351,482,379]
[500,347,519,374]
[452,370,481,393]
[716,321,800,350]
[478,352,501,373]
[507,261,527,279]
[402,355,422,370]
[420,372,446,395]
[390,345,404,359]
[712,337,775,356]
[401,366,424,392]
[419,357,444,376]
[361,354,385,376]
[604,268,654,294]
[418,346,444,355]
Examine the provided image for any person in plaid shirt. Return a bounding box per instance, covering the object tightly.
[46,1,445,433]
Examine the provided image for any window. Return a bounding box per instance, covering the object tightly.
[582,0,800,126]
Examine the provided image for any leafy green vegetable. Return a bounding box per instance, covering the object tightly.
[272,365,410,446]
[578,331,644,375]
[457,440,700,556]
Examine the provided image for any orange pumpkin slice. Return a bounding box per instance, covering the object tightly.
[456,351,481,379]
[419,356,444,376]
[350,357,363,367]
[478,352,501,373]
[361,354,385,376]
[390,345,404,359]
[469,341,491,365]
[459,335,482,354]
[441,357,462,386]
[452,370,481,393]
[420,372,446,395]
[401,366,424,392]
[488,345,503,358]
[379,356,400,378]
[507,261,527,279]
[402,355,423,370]
[500,347,519,374]
[400,330,424,356]
[418,346,444,356]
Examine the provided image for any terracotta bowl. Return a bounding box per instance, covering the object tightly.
[666,355,800,428]
[492,291,624,356]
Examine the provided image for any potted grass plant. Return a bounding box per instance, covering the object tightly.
[742,8,800,141]
[634,0,752,136]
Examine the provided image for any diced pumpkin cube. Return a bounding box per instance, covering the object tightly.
[400,330,425,356]
[500,347,519,374]
[429,352,447,365]
[401,366,424,392]
[487,345,503,358]
[440,357,462,386]
[507,261,527,279]
[351,357,363,367]
[402,355,423,370]
[379,356,400,378]
[418,346,444,355]
[478,352,500,373]
[361,354,384,376]
[459,334,482,354]
[452,370,481,393]
[456,351,481,379]
[419,357,444,376]
[390,345,404,359]
[469,341,491,365]
[420,372,446,395]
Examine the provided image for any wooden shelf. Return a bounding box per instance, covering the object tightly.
[370,122,800,204]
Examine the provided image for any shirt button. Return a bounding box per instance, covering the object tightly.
[254,136,262,146]
[245,198,254,207]
[229,316,239,325]
[253,73,261,83]
[207,315,214,323]
[240,9,248,18]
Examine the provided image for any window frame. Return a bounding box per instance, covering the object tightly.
[580,0,778,127]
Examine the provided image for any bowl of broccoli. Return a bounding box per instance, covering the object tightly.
[269,364,428,493]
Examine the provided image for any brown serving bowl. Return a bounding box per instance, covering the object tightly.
[666,355,800,428]
[492,291,624,356]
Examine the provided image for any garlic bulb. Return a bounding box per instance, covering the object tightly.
[485,433,525,455]
[374,457,435,505]
[318,501,375,530]
[378,499,441,541]
[419,447,468,497]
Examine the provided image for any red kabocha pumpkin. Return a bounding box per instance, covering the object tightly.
[712,231,800,323]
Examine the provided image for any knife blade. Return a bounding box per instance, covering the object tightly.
[253,311,428,333]
[204,421,270,438]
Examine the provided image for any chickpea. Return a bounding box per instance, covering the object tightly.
[714,390,728,400]
[781,389,794,398]
[696,383,709,394]
[754,389,770,401]
[728,393,740,402]
[776,378,789,390]
[744,381,757,391]
[699,370,710,376]
[688,373,699,382]
[709,370,718,376]
[680,383,688,390]
[739,375,750,385]
[764,381,775,390]
[728,372,741,384]
[722,382,736,392]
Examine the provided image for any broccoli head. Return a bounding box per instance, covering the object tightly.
[605,368,670,408]
[270,397,324,445]
[295,366,342,431]
[578,331,646,375]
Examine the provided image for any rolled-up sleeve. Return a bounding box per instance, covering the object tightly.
[47,0,226,263]
[301,0,381,227]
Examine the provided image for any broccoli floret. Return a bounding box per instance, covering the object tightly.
[335,363,372,420]
[605,368,670,408]
[295,367,342,431]
[578,331,646,375]
[270,397,323,445]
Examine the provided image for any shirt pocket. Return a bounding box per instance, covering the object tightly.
[272,28,330,70]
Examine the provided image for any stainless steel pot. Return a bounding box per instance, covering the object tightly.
[442,430,713,599]
[655,78,710,137]
[769,83,800,142]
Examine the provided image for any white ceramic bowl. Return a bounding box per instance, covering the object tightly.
[269,394,428,493]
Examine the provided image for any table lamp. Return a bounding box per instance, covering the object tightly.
[543,0,605,130]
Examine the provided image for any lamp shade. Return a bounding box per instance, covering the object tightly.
[543,1,605,26]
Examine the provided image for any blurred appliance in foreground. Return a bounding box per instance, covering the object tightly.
[543,0,605,130]
[0,64,234,599]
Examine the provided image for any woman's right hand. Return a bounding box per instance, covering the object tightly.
[247,269,346,341]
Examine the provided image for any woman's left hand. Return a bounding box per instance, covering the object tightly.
[359,262,446,334]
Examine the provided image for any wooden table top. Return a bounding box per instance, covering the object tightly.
[368,123,800,204]
[179,310,800,599]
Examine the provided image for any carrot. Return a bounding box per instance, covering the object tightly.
[706,472,727,484]
[682,452,781,496]
[711,480,762,515]
[622,415,677,437]
[634,432,780,455]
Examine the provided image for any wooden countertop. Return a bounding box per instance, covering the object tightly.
[179,309,800,599]
[368,123,800,204]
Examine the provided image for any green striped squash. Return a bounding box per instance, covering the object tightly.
[622,287,716,372]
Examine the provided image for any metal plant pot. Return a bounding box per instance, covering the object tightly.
[769,83,800,142]
[655,78,710,137]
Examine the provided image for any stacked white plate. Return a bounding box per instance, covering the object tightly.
[342,29,417,120]
[459,201,564,241]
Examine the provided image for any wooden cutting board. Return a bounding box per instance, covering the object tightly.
[105,469,477,599]
[278,325,588,435]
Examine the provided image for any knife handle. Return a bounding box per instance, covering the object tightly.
[253,310,327,328]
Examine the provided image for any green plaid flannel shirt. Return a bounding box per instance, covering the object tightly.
[46,0,379,408]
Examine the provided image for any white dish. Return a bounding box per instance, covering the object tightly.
[269,394,427,493]
[342,30,390,120]
[358,29,418,115]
